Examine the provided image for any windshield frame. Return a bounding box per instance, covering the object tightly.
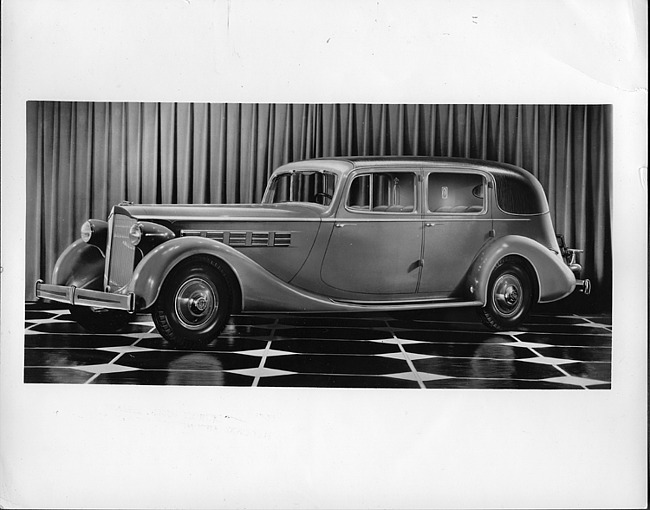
[262,169,339,207]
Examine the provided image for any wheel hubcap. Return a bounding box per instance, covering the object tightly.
[174,277,218,330]
[492,273,524,318]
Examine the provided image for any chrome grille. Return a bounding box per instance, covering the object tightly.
[104,213,136,291]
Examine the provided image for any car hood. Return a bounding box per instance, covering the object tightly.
[114,203,324,222]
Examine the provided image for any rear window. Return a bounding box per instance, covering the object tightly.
[427,172,485,213]
[493,172,548,214]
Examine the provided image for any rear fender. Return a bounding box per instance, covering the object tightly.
[467,235,576,305]
[51,239,105,290]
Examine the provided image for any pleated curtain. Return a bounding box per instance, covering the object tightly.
[25,102,612,309]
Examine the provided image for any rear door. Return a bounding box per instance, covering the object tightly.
[418,169,492,296]
[320,168,422,295]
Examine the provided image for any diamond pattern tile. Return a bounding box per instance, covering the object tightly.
[518,356,578,366]
[23,303,612,389]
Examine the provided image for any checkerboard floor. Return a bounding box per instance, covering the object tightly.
[24,302,612,389]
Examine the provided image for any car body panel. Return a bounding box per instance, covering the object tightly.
[36,156,584,329]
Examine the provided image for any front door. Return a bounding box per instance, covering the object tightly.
[320,170,422,295]
[419,170,492,296]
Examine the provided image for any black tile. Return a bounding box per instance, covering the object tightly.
[265,354,409,376]
[516,323,612,335]
[588,383,612,390]
[135,335,268,352]
[24,348,118,367]
[269,338,399,356]
[25,311,58,320]
[412,357,564,380]
[561,362,612,382]
[526,315,589,325]
[258,374,420,388]
[391,308,481,323]
[272,328,388,341]
[219,326,275,338]
[92,370,254,386]
[422,378,582,389]
[534,346,612,363]
[275,317,387,329]
[115,351,261,371]
[25,333,140,349]
[517,333,612,348]
[24,367,95,384]
[25,302,67,311]
[387,320,488,332]
[30,321,152,335]
[229,315,279,326]
[404,340,534,360]
[128,314,156,323]
[396,330,513,344]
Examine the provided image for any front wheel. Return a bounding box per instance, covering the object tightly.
[479,260,533,330]
[152,257,232,349]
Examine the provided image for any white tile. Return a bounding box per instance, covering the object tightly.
[543,375,608,387]
[97,345,156,354]
[70,363,140,374]
[501,340,554,349]
[518,356,576,365]
[385,371,450,382]
[225,367,295,378]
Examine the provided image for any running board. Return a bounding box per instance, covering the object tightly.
[330,297,483,310]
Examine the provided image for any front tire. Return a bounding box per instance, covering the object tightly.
[479,259,533,330]
[152,257,232,349]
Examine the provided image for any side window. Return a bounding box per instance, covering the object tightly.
[347,172,417,213]
[427,172,485,213]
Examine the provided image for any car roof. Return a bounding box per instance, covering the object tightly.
[275,156,538,182]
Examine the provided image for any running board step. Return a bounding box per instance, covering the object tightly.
[330,298,483,310]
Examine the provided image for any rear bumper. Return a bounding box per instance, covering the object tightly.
[35,280,135,312]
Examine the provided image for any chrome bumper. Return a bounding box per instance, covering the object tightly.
[35,280,135,312]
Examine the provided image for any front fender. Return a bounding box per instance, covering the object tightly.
[128,236,362,313]
[467,235,576,305]
[51,239,105,290]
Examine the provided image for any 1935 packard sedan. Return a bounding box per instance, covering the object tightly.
[35,157,590,348]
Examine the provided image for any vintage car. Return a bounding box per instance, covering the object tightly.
[35,157,590,348]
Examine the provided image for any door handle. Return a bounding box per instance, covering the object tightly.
[425,222,437,227]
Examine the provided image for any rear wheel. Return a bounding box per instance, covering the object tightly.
[69,305,131,333]
[152,257,232,349]
[479,259,533,330]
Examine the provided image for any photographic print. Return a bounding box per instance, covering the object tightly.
[2,1,646,509]
[24,103,612,389]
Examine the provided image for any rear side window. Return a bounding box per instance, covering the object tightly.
[493,173,548,214]
[427,172,485,213]
[347,172,417,213]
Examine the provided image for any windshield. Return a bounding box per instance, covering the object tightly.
[263,170,337,206]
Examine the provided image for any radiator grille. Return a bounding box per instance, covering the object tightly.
[105,213,137,291]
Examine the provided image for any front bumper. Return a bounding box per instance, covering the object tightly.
[35,280,135,312]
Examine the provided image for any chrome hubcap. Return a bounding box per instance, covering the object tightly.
[492,274,524,318]
[174,277,218,330]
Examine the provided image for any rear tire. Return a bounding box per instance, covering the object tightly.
[69,305,131,333]
[479,259,533,330]
[152,257,232,349]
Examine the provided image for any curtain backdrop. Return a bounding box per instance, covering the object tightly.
[25,102,612,310]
